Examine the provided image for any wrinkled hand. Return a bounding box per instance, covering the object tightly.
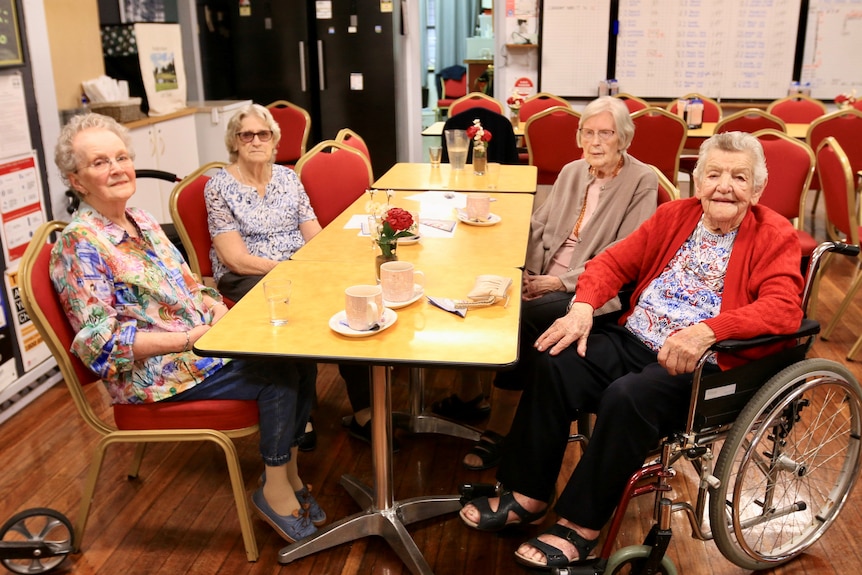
[522,274,564,301]
[657,323,716,376]
[534,302,593,356]
[210,302,229,325]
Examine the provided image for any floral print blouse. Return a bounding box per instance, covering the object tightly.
[204,165,317,282]
[50,204,228,404]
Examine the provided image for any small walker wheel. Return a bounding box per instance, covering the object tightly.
[0,508,74,574]
[604,544,677,575]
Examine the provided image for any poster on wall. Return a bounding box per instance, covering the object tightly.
[120,0,166,23]
[0,72,31,159]
[134,23,186,116]
[0,153,46,265]
[0,0,23,67]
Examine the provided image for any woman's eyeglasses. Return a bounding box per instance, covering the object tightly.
[578,129,616,142]
[236,130,274,143]
[80,155,134,173]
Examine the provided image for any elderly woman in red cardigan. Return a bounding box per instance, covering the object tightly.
[459,131,804,570]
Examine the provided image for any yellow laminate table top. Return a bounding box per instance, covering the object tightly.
[686,122,808,139]
[193,259,523,369]
[373,162,537,193]
[292,190,534,269]
[423,120,524,138]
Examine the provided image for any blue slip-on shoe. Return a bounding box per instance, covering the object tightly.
[296,484,327,526]
[250,487,317,543]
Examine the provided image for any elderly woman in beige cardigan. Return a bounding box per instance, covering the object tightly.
[458,96,659,470]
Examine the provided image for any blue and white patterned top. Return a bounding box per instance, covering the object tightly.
[626,218,737,360]
[204,165,318,282]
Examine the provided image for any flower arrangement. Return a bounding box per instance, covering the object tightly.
[376,207,415,257]
[364,187,394,217]
[466,119,492,153]
[506,90,526,112]
[835,90,857,109]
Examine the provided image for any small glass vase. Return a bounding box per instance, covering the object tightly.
[510,108,520,128]
[473,145,487,175]
[375,240,398,280]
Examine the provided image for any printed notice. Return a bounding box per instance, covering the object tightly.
[0,72,32,160]
[0,153,46,264]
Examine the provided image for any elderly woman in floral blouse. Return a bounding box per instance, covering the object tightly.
[51,113,322,544]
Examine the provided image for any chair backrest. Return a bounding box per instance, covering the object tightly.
[767,94,827,123]
[807,108,862,182]
[523,106,581,186]
[816,137,860,246]
[448,92,505,118]
[519,92,570,122]
[627,107,688,185]
[335,128,372,174]
[266,100,312,166]
[752,129,814,228]
[441,107,520,165]
[714,108,786,134]
[294,140,374,228]
[614,92,649,113]
[666,93,722,122]
[436,65,468,102]
[169,162,227,283]
[648,164,679,205]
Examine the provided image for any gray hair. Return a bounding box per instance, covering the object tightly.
[578,96,635,150]
[55,113,134,188]
[225,104,282,163]
[693,131,768,193]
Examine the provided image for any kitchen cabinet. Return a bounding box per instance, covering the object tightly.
[126,111,200,223]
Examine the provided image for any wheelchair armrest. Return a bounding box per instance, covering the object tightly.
[710,318,820,353]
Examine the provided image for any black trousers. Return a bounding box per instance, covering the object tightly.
[497,323,711,530]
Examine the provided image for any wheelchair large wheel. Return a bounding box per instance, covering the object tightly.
[0,508,73,574]
[708,358,862,570]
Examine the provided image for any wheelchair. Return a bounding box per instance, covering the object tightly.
[463,241,862,575]
[0,508,73,574]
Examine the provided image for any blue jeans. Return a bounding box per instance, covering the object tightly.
[164,359,317,466]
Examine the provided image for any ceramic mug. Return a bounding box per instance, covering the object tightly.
[466,193,491,221]
[345,284,384,331]
[380,261,425,302]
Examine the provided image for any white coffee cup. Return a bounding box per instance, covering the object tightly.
[380,261,425,302]
[466,193,491,221]
[345,285,384,331]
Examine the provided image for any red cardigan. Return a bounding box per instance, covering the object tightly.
[575,198,805,369]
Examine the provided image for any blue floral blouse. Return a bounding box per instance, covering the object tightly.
[204,165,317,282]
[50,204,228,404]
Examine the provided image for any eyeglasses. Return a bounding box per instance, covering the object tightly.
[578,129,616,142]
[80,154,134,173]
[236,130,273,143]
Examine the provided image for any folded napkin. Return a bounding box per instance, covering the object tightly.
[420,218,457,233]
[426,296,467,317]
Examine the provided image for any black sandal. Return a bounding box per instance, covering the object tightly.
[462,430,506,470]
[459,491,547,532]
[431,393,490,422]
[514,524,599,570]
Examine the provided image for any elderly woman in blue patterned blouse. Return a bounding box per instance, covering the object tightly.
[205,103,322,301]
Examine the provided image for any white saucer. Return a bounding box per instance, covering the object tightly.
[383,285,425,309]
[457,211,502,226]
[329,308,397,337]
[397,235,420,245]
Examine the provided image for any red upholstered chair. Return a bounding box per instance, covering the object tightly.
[649,164,679,205]
[628,107,688,186]
[519,92,570,123]
[714,108,786,134]
[614,92,649,113]
[294,140,373,227]
[18,221,261,562]
[169,162,236,308]
[767,94,827,123]
[523,106,581,186]
[752,129,818,271]
[816,138,862,360]
[448,92,505,118]
[436,68,468,120]
[335,128,372,176]
[266,100,312,167]
[806,108,862,220]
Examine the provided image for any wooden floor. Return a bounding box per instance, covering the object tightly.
[2,221,862,575]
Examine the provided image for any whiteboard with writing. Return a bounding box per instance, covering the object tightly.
[800,0,862,99]
[614,0,801,99]
[539,0,611,97]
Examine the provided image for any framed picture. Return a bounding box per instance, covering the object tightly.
[0,0,24,67]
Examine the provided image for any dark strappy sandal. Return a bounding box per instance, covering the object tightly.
[514,524,599,570]
[462,430,506,470]
[459,490,547,532]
